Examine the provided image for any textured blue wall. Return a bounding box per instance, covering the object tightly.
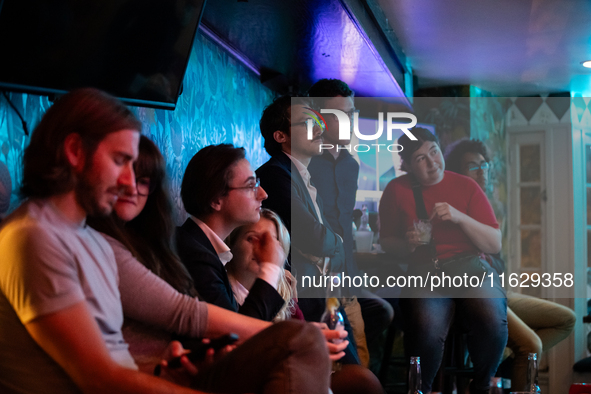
[0,31,274,221]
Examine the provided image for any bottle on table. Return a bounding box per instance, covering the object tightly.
[356,205,374,252]
[359,205,371,231]
[525,352,541,393]
[321,297,345,373]
[408,356,423,394]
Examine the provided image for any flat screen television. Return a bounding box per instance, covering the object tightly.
[0,0,207,110]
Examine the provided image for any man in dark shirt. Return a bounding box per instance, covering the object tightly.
[256,96,346,320]
[308,79,394,371]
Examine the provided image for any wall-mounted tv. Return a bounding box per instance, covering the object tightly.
[0,0,207,110]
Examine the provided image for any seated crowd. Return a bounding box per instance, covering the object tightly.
[0,80,575,394]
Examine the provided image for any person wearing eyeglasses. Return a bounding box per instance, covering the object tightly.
[175,144,351,368]
[444,139,491,192]
[256,95,346,320]
[91,135,196,297]
[444,138,576,391]
[308,79,394,371]
[256,95,385,394]
[175,144,288,322]
[87,135,201,372]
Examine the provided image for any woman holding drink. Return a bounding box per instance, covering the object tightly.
[379,128,507,394]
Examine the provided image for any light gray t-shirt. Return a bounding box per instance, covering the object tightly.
[0,199,136,394]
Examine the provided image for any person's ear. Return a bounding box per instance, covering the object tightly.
[63,133,85,171]
[210,196,223,212]
[273,130,287,144]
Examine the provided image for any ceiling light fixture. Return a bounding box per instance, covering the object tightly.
[582,60,591,68]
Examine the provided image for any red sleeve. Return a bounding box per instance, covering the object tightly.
[378,180,406,239]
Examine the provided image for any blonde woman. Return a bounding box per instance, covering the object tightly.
[226,208,384,394]
[226,208,299,322]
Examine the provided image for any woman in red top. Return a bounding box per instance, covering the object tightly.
[379,128,507,394]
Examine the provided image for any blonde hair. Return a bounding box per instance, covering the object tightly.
[226,209,295,321]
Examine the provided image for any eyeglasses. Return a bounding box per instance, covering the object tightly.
[228,178,261,196]
[136,176,154,197]
[291,109,359,129]
[467,162,490,172]
[291,118,325,130]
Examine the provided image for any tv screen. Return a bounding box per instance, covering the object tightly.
[0,0,206,109]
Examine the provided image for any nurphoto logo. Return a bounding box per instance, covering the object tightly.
[304,108,418,152]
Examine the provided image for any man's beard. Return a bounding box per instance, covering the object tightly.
[75,165,119,218]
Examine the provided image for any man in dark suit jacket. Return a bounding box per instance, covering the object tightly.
[256,96,346,322]
[308,79,394,372]
[176,144,285,321]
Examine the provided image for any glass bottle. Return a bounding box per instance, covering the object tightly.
[320,297,344,341]
[525,352,541,393]
[359,205,371,231]
[321,298,345,373]
[408,356,423,394]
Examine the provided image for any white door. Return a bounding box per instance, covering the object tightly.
[507,123,581,393]
[508,131,546,298]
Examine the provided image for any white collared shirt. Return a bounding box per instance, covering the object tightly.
[191,216,233,265]
[285,153,323,225]
[285,153,330,275]
[191,216,280,288]
[227,274,249,305]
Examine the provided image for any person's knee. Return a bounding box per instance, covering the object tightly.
[559,307,577,332]
[275,320,328,358]
[514,332,542,356]
[331,364,384,394]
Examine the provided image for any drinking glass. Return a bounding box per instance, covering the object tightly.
[413,219,432,244]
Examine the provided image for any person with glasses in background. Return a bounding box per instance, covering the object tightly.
[308,79,394,372]
[175,144,287,322]
[256,94,385,394]
[256,95,347,322]
[444,138,576,391]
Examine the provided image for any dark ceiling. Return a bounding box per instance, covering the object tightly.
[378,0,591,96]
[201,0,409,99]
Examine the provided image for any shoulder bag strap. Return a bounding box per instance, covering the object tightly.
[410,177,440,269]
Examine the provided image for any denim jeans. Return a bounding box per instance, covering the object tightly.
[400,295,508,393]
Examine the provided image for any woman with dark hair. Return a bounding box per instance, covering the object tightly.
[379,128,507,394]
[89,135,198,371]
[93,135,195,295]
